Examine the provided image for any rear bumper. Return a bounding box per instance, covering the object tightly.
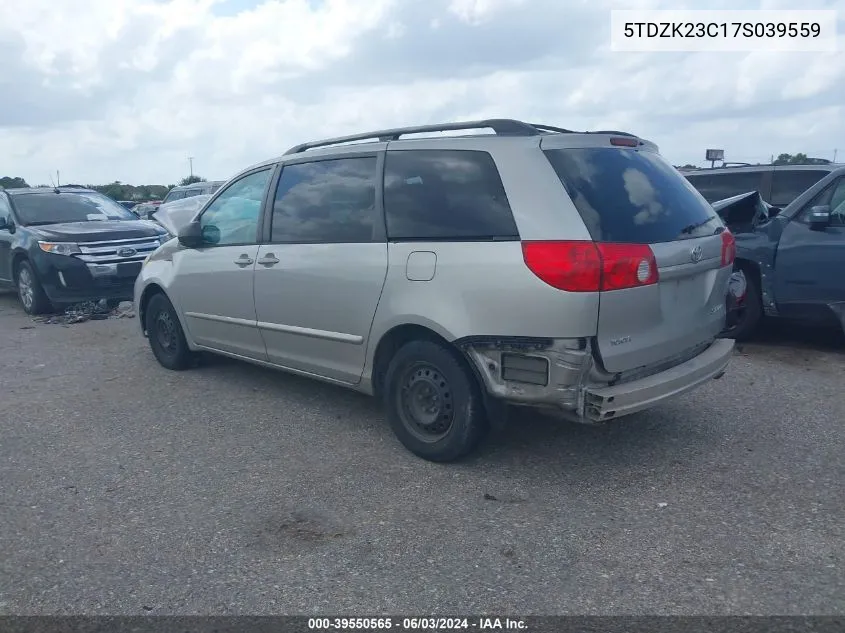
[462,336,734,423]
[582,338,734,421]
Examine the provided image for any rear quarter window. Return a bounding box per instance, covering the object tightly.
[544,148,721,243]
[383,149,519,240]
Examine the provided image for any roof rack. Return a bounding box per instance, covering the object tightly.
[284,119,548,155]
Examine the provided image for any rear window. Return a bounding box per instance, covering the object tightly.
[383,149,519,240]
[770,169,828,207]
[544,148,721,243]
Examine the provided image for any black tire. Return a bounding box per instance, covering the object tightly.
[382,339,489,462]
[15,260,52,315]
[145,293,194,370]
[723,266,762,342]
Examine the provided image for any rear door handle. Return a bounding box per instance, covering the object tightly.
[234,254,254,267]
[257,253,280,266]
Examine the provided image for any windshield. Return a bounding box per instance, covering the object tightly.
[544,147,723,243]
[12,191,138,225]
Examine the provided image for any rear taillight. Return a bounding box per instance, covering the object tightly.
[720,230,736,266]
[522,241,658,292]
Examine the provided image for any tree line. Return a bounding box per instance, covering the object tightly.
[0,175,207,202]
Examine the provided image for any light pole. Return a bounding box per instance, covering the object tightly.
[188,156,194,179]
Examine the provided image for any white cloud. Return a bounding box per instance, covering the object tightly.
[0,0,843,186]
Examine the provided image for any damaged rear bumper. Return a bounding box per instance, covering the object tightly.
[460,336,734,423]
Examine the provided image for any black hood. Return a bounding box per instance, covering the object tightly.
[27,220,168,243]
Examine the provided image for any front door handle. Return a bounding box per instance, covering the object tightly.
[257,253,280,266]
[234,254,254,267]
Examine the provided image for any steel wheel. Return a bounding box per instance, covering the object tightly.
[155,310,178,354]
[397,362,455,443]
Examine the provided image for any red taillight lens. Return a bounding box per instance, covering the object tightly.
[720,230,736,266]
[522,241,658,292]
[521,241,601,292]
[597,243,659,290]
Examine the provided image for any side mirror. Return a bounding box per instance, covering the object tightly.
[0,216,8,230]
[808,205,831,230]
[177,220,204,248]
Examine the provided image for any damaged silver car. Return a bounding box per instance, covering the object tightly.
[134,119,736,462]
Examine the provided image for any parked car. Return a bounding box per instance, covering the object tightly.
[150,194,212,236]
[135,118,736,462]
[118,200,138,210]
[0,186,171,315]
[681,163,843,208]
[711,168,845,340]
[133,200,163,219]
[161,181,224,205]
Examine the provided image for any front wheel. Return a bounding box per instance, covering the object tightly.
[382,340,489,462]
[16,261,52,315]
[145,293,194,370]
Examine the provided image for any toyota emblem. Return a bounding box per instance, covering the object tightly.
[690,245,703,263]
[116,247,137,258]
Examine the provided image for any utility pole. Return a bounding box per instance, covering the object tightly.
[834,149,838,163]
[57,170,60,186]
[188,157,194,179]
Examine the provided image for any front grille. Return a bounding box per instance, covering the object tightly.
[76,236,161,264]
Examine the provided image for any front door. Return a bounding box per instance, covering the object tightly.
[252,155,388,384]
[168,167,275,360]
[774,176,845,324]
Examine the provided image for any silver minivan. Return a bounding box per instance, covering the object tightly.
[135,119,736,462]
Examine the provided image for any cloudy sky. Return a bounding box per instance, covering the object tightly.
[0,0,842,187]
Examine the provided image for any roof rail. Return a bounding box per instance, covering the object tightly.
[283,119,543,155]
[589,130,639,138]
[529,122,576,134]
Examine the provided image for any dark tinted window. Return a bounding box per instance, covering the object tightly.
[545,148,721,243]
[684,171,764,203]
[12,191,136,225]
[271,157,377,243]
[770,170,828,207]
[383,150,518,240]
[0,194,11,221]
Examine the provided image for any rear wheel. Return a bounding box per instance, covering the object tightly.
[145,293,194,370]
[16,261,52,315]
[383,340,489,462]
[723,266,762,341]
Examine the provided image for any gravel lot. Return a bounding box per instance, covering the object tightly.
[1,289,843,616]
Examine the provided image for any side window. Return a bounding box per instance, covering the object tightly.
[199,168,272,245]
[770,170,828,207]
[801,177,845,226]
[185,189,202,198]
[687,171,765,203]
[270,157,378,243]
[383,149,518,240]
[0,194,11,224]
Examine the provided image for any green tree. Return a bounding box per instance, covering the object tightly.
[0,176,29,188]
[179,175,206,186]
[774,153,811,165]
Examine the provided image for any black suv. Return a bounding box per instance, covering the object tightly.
[0,186,170,315]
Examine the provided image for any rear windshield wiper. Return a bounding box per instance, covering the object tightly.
[679,215,718,235]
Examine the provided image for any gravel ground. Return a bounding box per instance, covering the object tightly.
[0,289,843,616]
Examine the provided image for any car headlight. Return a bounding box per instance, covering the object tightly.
[38,241,81,256]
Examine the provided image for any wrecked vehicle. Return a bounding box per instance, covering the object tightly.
[713,167,845,340]
[135,118,736,462]
[150,194,211,236]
